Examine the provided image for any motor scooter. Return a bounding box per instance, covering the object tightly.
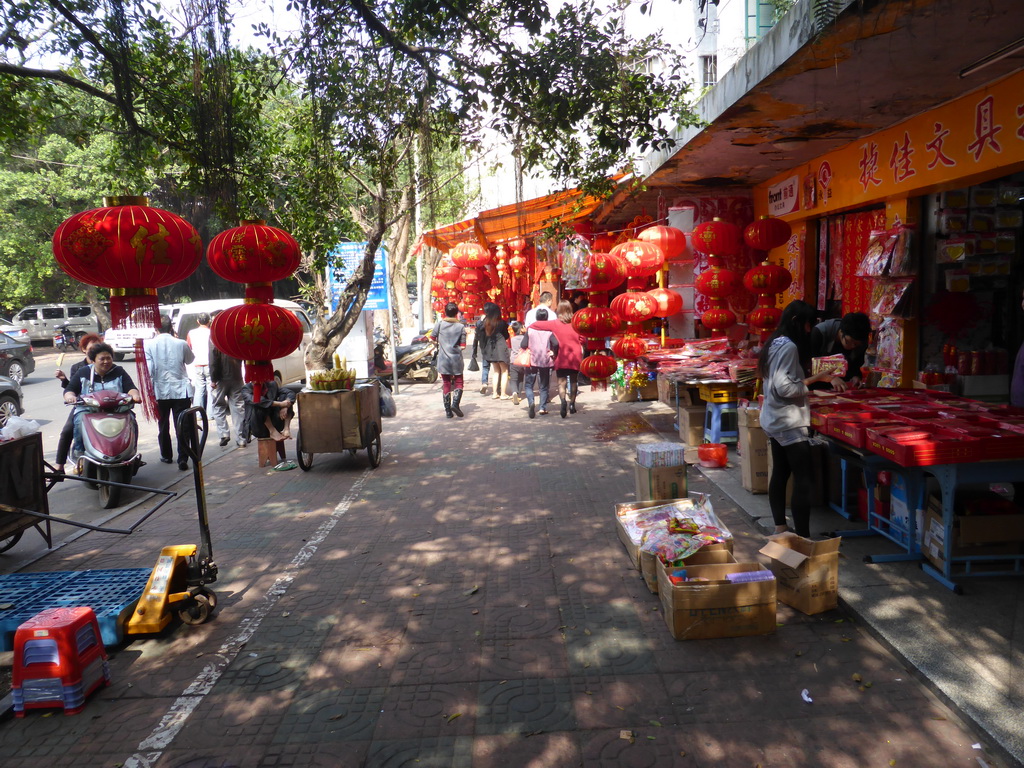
[72,389,143,509]
[373,335,437,389]
[53,323,77,351]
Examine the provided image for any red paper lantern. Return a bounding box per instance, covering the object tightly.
[748,305,783,334]
[694,263,741,299]
[611,240,665,280]
[580,352,618,384]
[592,233,617,253]
[586,252,628,292]
[431,277,446,293]
[611,335,647,360]
[435,262,461,283]
[645,287,683,318]
[701,307,738,333]
[744,216,792,251]
[432,298,446,313]
[692,218,742,256]
[743,261,793,295]
[610,291,659,324]
[210,302,304,384]
[206,220,300,291]
[509,254,527,276]
[456,267,490,293]
[637,225,690,262]
[450,242,491,268]
[571,306,622,338]
[52,196,202,329]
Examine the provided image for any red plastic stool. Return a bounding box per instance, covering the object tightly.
[12,606,110,716]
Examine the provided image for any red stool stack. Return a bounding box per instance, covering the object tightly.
[12,606,110,716]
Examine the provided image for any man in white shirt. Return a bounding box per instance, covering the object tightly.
[145,316,195,470]
[187,312,213,411]
[524,291,558,328]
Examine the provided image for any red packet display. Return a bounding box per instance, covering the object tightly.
[812,354,848,378]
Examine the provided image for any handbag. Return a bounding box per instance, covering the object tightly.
[513,347,531,367]
[468,355,480,372]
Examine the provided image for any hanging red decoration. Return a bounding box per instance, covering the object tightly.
[206,220,301,294]
[694,261,741,299]
[572,306,622,338]
[728,289,758,316]
[748,305,783,334]
[611,335,647,360]
[744,216,792,251]
[450,242,491,268]
[610,291,659,324]
[701,307,738,333]
[509,253,527,276]
[580,352,618,390]
[586,252,628,292]
[456,267,490,293]
[743,261,792,295]
[431,277,446,294]
[692,218,742,257]
[52,196,202,330]
[435,262,461,283]
[637,225,690,262]
[210,303,304,384]
[592,233,617,253]
[432,298,446,313]
[611,240,665,286]
[645,287,683,318]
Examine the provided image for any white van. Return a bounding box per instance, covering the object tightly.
[164,299,313,385]
[13,303,102,343]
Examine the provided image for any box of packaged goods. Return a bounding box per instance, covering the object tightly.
[758,534,841,615]
[614,496,726,569]
[657,561,777,640]
[921,497,1024,573]
[640,541,735,594]
[634,461,688,502]
[738,408,768,494]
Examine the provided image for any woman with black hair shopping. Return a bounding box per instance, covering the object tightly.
[757,299,834,537]
[432,301,468,417]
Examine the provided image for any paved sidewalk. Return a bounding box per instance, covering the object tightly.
[0,382,1012,767]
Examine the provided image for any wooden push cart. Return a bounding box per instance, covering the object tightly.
[295,380,383,470]
[0,433,52,553]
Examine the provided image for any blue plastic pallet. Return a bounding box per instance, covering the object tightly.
[0,569,152,651]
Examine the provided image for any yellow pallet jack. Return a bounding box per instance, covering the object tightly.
[126,407,219,635]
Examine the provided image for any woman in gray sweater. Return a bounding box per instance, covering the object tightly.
[432,302,468,418]
[757,300,833,537]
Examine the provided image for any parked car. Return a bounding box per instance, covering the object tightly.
[0,317,30,344]
[0,332,35,384]
[0,374,23,429]
[104,306,171,361]
[163,299,314,385]
[12,303,101,344]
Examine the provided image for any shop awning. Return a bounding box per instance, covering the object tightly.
[417,184,608,254]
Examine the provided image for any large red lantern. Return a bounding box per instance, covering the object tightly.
[701,307,738,334]
[637,225,690,262]
[610,291,659,324]
[210,303,304,384]
[53,196,202,330]
[692,218,742,257]
[206,220,301,301]
[748,305,783,334]
[572,306,622,338]
[586,252,628,292]
[743,261,792,295]
[645,287,683,318]
[509,253,527,276]
[744,216,792,251]
[580,352,618,389]
[435,262,461,283]
[592,233,617,253]
[450,242,491,268]
[611,240,665,285]
[456,267,490,293]
[694,262,741,299]
[611,335,647,360]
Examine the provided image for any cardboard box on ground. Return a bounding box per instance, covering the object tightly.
[738,407,768,494]
[634,461,688,502]
[922,490,1024,572]
[640,541,734,594]
[678,405,706,446]
[759,534,841,614]
[656,561,777,640]
[612,381,659,402]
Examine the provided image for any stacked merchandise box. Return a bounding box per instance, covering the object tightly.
[677,405,706,447]
[614,495,731,577]
[634,443,688,501]
[921,493,1024,572]
[656,561,777,640]
[640,541,733,594]
[737,407,769,494]
[758,534,841,614]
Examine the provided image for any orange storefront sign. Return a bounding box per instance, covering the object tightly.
[758,68,1024,215]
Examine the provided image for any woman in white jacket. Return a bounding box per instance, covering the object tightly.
[756,300,833,537]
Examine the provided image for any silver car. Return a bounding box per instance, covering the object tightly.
[0,374,23,429]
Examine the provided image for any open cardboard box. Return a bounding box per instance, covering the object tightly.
[758,534,841,615]
[640,541,735,594]
[656,561,777,640]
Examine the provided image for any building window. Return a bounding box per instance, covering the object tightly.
[701,55,718,88]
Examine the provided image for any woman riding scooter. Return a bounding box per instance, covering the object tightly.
[62,342,142,457]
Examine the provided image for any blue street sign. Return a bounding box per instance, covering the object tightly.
[326,242,391,312]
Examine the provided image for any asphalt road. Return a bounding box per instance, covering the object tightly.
[1,345,235,573]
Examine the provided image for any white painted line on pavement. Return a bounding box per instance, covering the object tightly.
[122,429,405,768]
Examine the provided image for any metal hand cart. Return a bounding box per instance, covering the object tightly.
[295,380,383,470]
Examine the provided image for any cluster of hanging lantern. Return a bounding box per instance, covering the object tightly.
[743,217,794,337]
[206,220,303,401]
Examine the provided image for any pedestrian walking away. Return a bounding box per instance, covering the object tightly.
[477,302,511,401]
[144,314,195,471]
[530,299,584,417]
[470,302,498,395]
[187,311,214,410]
[432,301,467,418]
[757,299,834,537]
[210,344,247,447]
[519,307,558,418]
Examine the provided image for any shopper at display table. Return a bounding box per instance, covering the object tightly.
[810,312,872,391]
